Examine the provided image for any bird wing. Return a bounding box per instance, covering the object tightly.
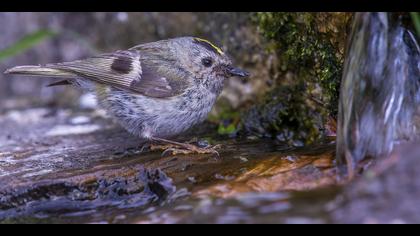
[48,50,188,98]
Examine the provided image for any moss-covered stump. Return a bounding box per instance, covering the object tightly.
[241,13,353,145]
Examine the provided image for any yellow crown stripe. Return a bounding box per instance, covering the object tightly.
[194,37,224,55]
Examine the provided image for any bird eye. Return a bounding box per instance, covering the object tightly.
[201,57,213,67]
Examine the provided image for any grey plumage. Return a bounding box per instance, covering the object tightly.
[4,36,249,141]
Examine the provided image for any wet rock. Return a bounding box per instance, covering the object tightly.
[332,142,420,223]
[241,13,353,145]
[140,168,176,200]
[0,105,338,223]
[242,85,325,146]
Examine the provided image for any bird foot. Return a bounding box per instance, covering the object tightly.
[161,144,221,157]
[149,137,221,157]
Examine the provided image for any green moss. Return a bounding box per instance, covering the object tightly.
[254,12,350,116]
[242,12,352,145]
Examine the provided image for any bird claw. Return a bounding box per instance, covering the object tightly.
[161,144,221,157]
[149,137,222,158]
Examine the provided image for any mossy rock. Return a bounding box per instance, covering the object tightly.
[241,85,325,146]
[255,12,352,116]
[241,13,353,145]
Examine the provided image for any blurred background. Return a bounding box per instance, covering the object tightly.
[0,12,271,113]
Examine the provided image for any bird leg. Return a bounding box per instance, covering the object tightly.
[150,137,220,157]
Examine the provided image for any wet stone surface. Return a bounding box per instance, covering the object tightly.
[0,106,338,223]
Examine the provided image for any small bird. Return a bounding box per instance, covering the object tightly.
[4,37,249,156]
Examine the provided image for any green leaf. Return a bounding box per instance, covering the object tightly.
[0,30,56,62]
[411,12,420,38]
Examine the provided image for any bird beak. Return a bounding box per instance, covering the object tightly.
[227,67,250,78]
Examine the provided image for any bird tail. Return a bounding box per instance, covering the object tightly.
[4,65,76,78]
